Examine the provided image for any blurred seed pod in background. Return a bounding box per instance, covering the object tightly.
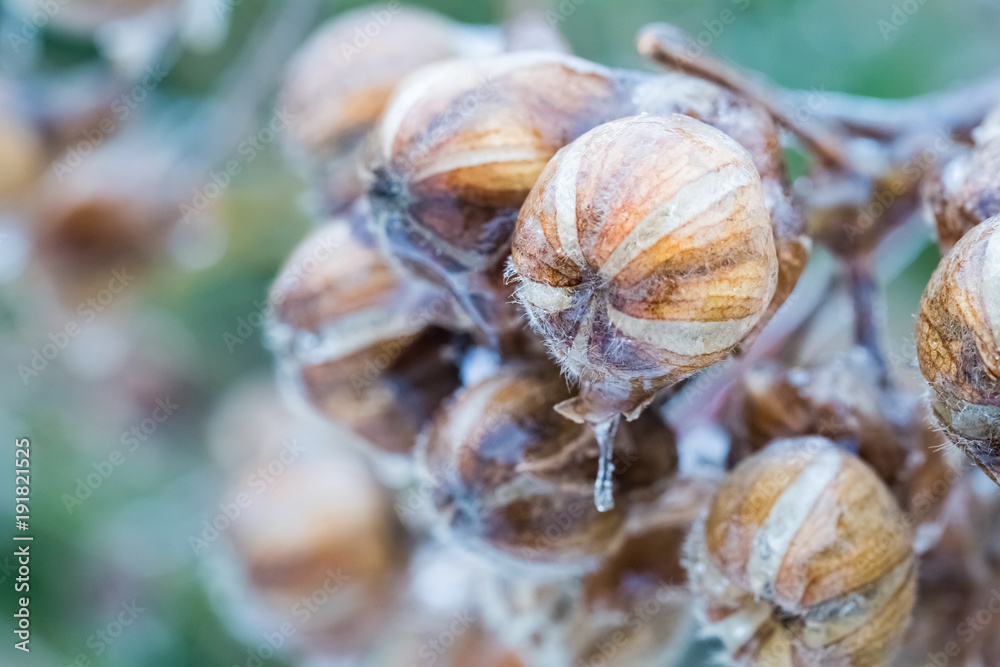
[363,51,629,338]
[418,364,678,573]
[215,446,411,659]
[916,214,1000,484]
[925,107,1000,255]
[280,6,504,216]
[686,437,916,667]
[30,132,184,301]
[268,212,464,459]
[0,86,46,207]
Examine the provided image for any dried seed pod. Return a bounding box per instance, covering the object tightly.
[281,7,501,213]
[32,136,181,299]
[509,114,778,422]
[926,108,1000,254]
[727,347,913,486]
[0,100,45,204]
[222,449,410,656]
[363,51,629,333]
[479,479,711,667]
[916,214,1000,484]
[418,365,677,571]
[268,217,463,457]
[686,437,916,667]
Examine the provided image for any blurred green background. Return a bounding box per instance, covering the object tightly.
[1,0,999,665]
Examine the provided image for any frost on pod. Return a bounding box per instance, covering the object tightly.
[221,450,410,657]
[418,365,677,571]
[509,114,778,422]
[267,215,462,457]
[685,437,916,667]
[925,107,1000,254]
[916,214,1000,483]
[363,51,629,335]
[281,6,501,214]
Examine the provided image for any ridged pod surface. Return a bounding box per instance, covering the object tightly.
[686,437,916,667]
[916,214,1000,483]
[510,114,777,417]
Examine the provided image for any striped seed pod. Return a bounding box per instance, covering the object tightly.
[916,214,1000,484]
[509,114,778,421]
[268,215,462,456]
[363,51,629,334]
[685,437,916,667]
[418,364,677,572]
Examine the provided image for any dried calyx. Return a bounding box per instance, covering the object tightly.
[916,214,1000,483]
[418,364,678,571]
[925,107,1000,254]
[281,6,503,214]
[509,114,779,425]
[686,437,916,666]
[267,211,462,456]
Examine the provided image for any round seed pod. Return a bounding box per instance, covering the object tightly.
[916,214,1000,484]
[222,449,410,656]
[268,217,463,457]
[509,114,778,421]
[686,437,916,667]
[418,365,677,572]
[925,108,1000,255]
[363,51,629,333]
[281,6,502,214]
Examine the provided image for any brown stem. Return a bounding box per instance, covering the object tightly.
[847,254,890,387]
[637,23,855,171]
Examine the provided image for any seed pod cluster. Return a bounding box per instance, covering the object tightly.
[686,437,916,667]
[916,214,1000,483]
[364,51,630,333]
[509,114,778,421]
